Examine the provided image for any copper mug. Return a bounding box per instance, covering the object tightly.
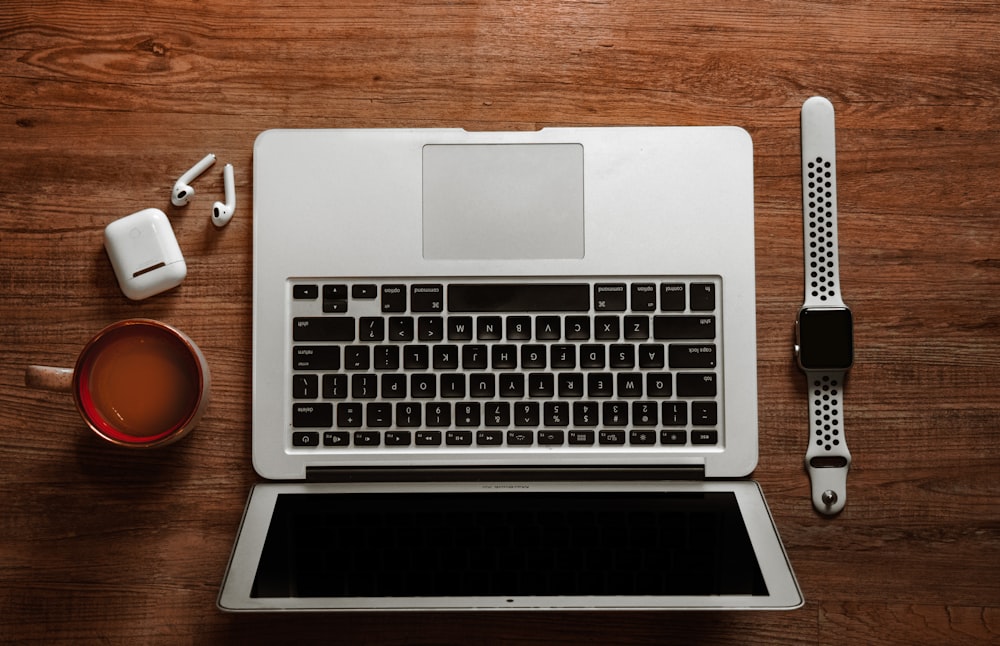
[26,319,210,448]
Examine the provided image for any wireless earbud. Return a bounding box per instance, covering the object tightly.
[212,163,236,227]
[171,153,216,207]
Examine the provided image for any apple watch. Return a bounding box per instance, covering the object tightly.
[795,96,853,515]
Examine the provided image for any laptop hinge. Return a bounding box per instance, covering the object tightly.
[305,465,706,483]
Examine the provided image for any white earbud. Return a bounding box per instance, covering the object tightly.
[212,163,236,227]
[171,153,216,207]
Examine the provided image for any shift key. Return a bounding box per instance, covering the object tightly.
[293,317,356,341]
[653,315,715,339]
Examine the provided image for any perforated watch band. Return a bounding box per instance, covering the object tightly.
[801,97,845,309]
[801,97,851,515]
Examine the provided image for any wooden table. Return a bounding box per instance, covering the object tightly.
[2,1,998,643]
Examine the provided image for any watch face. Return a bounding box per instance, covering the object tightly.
[797,307,854,370]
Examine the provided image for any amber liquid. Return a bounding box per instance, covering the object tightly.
[86,328,200,438]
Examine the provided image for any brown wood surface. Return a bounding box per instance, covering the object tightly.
[1,1,998,644]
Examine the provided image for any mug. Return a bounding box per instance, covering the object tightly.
[26,319,210,448]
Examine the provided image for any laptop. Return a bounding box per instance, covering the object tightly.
[218,126,803,611]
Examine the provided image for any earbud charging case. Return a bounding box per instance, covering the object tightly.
[104,208,186,300]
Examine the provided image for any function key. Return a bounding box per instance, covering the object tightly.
[411,284,444,312]
[631,283,657,311]
[352,284,378,299]
[381,284,406,312]
[594,283,627,311]
[293,284,318,300]
[660,283,686,311]
[690,283,716,311]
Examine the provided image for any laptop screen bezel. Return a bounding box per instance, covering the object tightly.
[218,480,802,611]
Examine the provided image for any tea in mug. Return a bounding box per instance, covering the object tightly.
[80,325,201,440]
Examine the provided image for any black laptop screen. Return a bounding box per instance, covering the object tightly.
[251,491,767,598]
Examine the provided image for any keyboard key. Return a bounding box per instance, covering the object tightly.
[396,403,421,427]
[470,373,496,398]
[599,430,626,445]
[662,402,687,426]
[551,344,575,369]
[660,283,686,311]
[455,402,481,426]
[447,316,474,340]
[602,402,628,426]
[337,403,362,427]
[448,283,589,312]
[638,344,665,368]
[388,317,414,341]
[690,283,716,311]
[521,345,547,369]
[440,374,466,398]
[543,402,569,426]
[292,431,320,447]
[446,430,473,445]
[354,431,380,446]
[632,402,658,426]
[630,430,656,445]
[381,285,406,312]
[676,373,718,397]
[485,402,511,426]
[385,431,411,446]
[506,316,531,340]
[692,401,718,426]
[647,373,672,397]
[381,374,406,398]
[373,345,400,370]
[433,345,459,370]
[293,403,332,427]
[660,430,687,445]
[536,316,561,340]
[669,344,717,368]
[587,373,613,397]
[573,402,598,426]
[344,346,369,370]
[411,284,444,312]
[293,345,341,370]
[507,430,534,445]
[411,374,436,398]
[351,374,377,398]
[610,344,635,368]
[293,317,355,342]
[653,316,716,340]
[514,402,540,426]
[492,345,518,369]
[692,430,719,445]
[415,430,441,445]
[417,316,444,341]
[426,403,451,426]
[323,431,349,447]
[528,373,554,398]
[476,430,503,446]
[500,373,525,397]
[352,284,377,299]
[568,430,594,445]
[580,345,605,368]
[359,317,385,341]
[478,316,503,340]
[565,316,590,340]
[323,374,347,399]
[403,345,429,369]
[538,430,565,445]
[623,316,649,340]
[594,283,627,311]
[617,373,643,397]
[366,403,392,427]
[292,374,318,399]
[594,316,620,340]
[293,284,318,299]
[631,283,657,311]
[558,373,584,398]
[462,345,488,369]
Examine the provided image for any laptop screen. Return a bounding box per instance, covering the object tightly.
[251,491,766,599]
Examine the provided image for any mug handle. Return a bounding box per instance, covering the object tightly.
[25,366,74,392]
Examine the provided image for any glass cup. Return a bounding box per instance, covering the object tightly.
[25,319,210,448]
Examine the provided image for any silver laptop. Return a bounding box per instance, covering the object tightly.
[219,126,803,611]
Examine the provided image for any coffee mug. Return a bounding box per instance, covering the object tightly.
[26,319,210,448]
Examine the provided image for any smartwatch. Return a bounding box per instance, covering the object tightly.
[795,96,853,515]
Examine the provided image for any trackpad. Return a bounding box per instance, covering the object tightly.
[422,144,584,260]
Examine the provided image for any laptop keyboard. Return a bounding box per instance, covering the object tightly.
[289,278,722,451]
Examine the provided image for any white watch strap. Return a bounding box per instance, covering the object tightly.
[804,371,851,514]
[801,96,851,515]
[801,96,845,308]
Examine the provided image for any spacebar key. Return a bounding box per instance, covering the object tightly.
[293,317,356,341]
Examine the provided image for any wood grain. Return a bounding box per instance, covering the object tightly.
[2,1,998,643]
